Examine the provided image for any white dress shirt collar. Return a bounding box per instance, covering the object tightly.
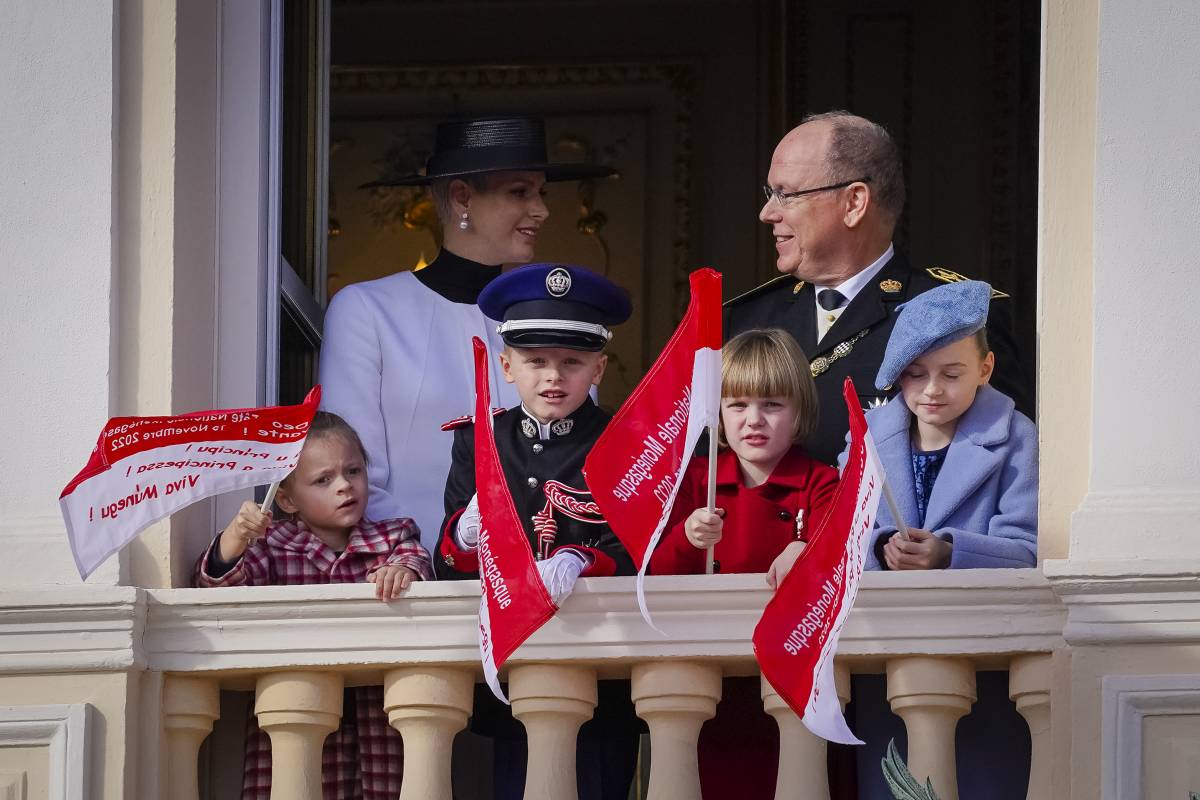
[520,405,554,440]
[815,243,895,304]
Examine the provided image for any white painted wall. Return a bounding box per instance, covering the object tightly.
[1037,0,1097,561]
[0,1,121,585]
[0,674,133,800]
[1070,0,1200,562]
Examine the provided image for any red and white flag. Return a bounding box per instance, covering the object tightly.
[59,387,322,580]
[752,378,884,744]
[584,268,722,625]
[470,338,558,703]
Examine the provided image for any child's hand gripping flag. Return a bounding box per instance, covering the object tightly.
[59,387,322,580]
[469,338,559,703]
[584,268,722,627]
[752,378,885,744]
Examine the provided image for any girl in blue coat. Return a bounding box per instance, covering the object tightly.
[854,279,1038,570]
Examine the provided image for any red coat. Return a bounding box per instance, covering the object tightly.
[651,445,839,576]
[650,445,839,799]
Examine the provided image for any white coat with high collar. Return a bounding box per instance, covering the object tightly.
[319,271,518,553]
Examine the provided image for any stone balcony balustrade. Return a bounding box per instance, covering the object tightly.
[3,570,1064,799]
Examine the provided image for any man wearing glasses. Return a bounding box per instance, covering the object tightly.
[725,110,1028,465]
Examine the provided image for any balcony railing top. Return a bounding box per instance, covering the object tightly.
[1,569,1065,681]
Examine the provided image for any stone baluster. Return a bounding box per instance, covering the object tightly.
[254,671,343,800]
[1009,653,1053,800]
[836,661,852,712]
[886,657,975,800]
[761,660,851,800]
[632,661,723,800]
[163,675,221,800]
[383,667,475,800]
[509,664,598,800]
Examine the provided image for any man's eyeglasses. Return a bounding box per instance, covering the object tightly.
[761,176,871,207]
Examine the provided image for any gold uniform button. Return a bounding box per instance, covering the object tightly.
[826,314,836,322]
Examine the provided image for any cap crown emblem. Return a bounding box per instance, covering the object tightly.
[545,267,572,297]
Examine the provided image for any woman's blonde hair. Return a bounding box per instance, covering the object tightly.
[719,329,819,444]
[429,173,493,225]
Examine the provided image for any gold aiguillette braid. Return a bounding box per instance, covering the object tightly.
[809,329,870,378]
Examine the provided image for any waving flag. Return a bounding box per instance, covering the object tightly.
[752,378,884,744]
[584,268,722,625]
[470,338,558,703]
[60,387,321,579]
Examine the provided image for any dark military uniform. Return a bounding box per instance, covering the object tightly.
[724,252,1031,466]
[436,397,640,800]
[436,398,635,580]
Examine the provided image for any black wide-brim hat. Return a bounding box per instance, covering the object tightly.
[362,116,616,187]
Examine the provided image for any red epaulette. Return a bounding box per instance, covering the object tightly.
[440,408,506,431]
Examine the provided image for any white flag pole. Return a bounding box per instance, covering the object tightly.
[260,481,280,514]
[249,481,281,546]
[880,477,910,540]
[705,425,718,574]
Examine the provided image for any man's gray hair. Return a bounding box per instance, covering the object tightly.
[800,110,905,222]
[429,173,492,224]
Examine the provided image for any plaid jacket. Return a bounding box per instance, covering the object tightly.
[194,516,433,800]
[195,516,433,587]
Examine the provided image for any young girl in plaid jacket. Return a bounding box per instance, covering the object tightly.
[194,412,433,800]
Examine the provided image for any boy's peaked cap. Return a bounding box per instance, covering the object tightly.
[479,263,632,352]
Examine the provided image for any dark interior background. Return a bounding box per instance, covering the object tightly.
[279,0,1039,409]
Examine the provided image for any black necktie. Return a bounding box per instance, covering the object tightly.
[817,289,847,311]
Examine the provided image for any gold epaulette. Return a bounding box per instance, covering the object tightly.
[723,275,801,307]
[440,407,506,431]
[925,267,1010,300]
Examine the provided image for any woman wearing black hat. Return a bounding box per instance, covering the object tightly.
[318,118,632,799]
[320,116,613,556]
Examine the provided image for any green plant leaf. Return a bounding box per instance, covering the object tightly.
[881,739,941,800]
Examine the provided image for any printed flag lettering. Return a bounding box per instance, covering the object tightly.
[59,387,322,579]
[752,378,885,744]
[471,338,558,702]
[584,268,722,625]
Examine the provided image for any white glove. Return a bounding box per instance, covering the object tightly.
[454,494,481,550]
[536,549,589,606]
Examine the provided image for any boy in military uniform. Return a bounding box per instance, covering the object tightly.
[436,262,638,800]
[436,262,635,582]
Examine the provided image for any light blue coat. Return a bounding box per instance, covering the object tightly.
[847,384,1039,570]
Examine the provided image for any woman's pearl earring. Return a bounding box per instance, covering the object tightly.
[458,212,469,231]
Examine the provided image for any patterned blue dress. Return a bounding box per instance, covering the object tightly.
[911,444,949,526]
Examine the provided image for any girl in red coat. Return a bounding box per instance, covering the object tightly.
[651,328,839,799]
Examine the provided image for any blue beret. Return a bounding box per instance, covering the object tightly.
[478,263,632,351]
[875,280,992,390]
